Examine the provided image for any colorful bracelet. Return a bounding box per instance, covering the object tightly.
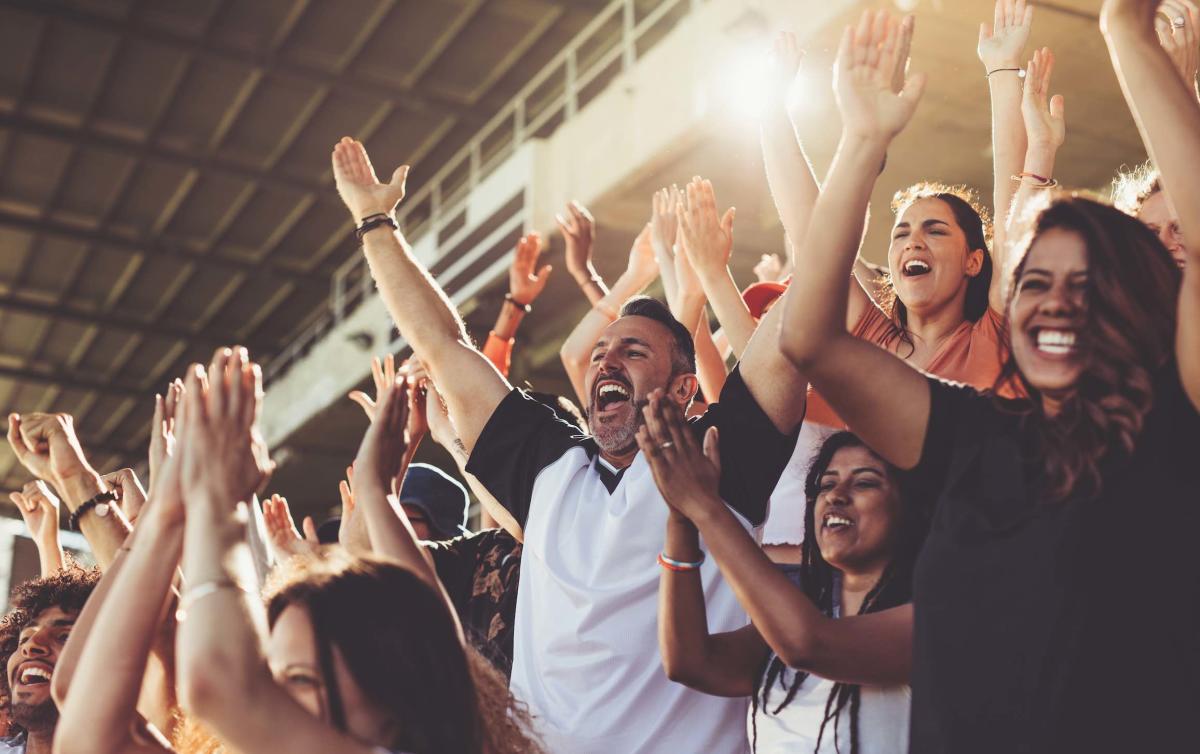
[658,552,705,572]
[1011,172,1058,189]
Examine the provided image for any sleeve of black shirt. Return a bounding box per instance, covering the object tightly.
[897,375,985,516]
[426,533,480,617]
[693,366,801,527]
[465,389,584,528]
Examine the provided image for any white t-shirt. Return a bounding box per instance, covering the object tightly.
[761,422,838,546]
[467,368,797,754]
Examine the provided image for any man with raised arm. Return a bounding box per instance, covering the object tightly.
[331,136,806,753]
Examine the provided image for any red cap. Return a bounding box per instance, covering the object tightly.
[741,279,788,320]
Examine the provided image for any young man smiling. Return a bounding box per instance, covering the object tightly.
[0,566,98,754]
[332,137,807,752]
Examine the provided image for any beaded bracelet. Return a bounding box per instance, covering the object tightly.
[657,554,700,571]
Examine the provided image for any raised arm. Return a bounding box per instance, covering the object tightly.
[10,481,64,577]
[1156,0,1200,99]
[778,11,933,469]
[557,201,608,305]
[54,461,184,754]
[637,394,912,685]
[483,232,552,377]
[7,413,131,569]
[177,348,376,754]
[979,0,1035,312]
[558,224,659,405]
[332,138,509,453]
[1103,0,1200,407]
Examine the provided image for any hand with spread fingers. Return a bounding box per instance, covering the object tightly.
[635,390,723,521]
[509,232,553,306]
[9,480,64,576]
[349,353,399,423]
[338,466,370,554]
[835,11,926,142]
[978,0,1035,72]
[353,377,412,499]
[178,347,275,510]
[149,379,183,491]
[100,468,148,525]
[753,253,786,284]
[262,493,319,561]
[331,136,410,223]
[1155,0,1200,88]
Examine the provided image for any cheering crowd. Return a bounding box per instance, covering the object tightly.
[0,0,1198,752]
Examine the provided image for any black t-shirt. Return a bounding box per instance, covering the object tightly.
[426,528,522,678]
[904,364,1200,754]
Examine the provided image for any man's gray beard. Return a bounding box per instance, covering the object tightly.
[12,698,58,733]
[588,398,648,455]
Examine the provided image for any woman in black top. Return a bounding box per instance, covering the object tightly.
[775,3,1200,752]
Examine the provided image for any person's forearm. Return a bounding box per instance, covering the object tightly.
[658,515,712,684]
[693,319,728,403]
[57,507,181,751]
[654,244,680,309]
[572,269,609,306]
[441,434,523,540]
[1104,21,1200,252]
[696,266,757,359]
[490,299,527,341]
[56,469,130,570]
[781,134,890,368]
[989,69,1028,255]
[762,106,821,270]
[35,534,64,577]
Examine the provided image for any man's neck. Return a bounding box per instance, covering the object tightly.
[599,446,638,470]
[25,728,53,754]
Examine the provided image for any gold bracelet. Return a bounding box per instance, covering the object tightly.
[175,579,252,622]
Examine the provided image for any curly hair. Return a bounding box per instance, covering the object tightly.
[264,550,544,754]
[1111,161,1161,217]
[996,194,1181,501]
[0,563,99,722]
[750,432,929,754]
[881,183,994,353]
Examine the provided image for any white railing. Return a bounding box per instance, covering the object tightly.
[265,0,696,382]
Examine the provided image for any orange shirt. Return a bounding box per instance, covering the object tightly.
[483,333,513,377]
[804,305,1014,428]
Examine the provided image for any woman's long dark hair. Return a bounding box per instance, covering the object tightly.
[994,195,1181,502]
[750,432,928,754]
[882,184,993,355]
[266,552,543,754]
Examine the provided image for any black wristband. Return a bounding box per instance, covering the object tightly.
[355,213,397,241]
[69,490,118,531]
[504,293,532,312]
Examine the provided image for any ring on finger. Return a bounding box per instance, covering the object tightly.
[658,441,674,450]
[1174,15,1187,29]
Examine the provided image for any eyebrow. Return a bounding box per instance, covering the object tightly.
[819,466,885,479]
[20,618,75,634]
[592,336,656,352]
[894,219,951,231]
[1021,268,1088,279]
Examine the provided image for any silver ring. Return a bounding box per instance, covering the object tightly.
[1174,16,1187,29]
[658,441,674,450]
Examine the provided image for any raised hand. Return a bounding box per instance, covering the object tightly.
[353,377,412,496]
[834,11,926,142]
[650,186,681,259]
[509,232,552,305]
[261,493,319,561]
[557,201,597,284]
[1022,48,1067,149]
[768,31,805,109]
[10,480,61,553]
[7,412,94,487]
[348,353,398,422]
[178,347,274,509]
[626,223,660,285]
[101,468,147,525]
[753,253,786,283]
[149,379,183,490]
[635,390,723,520]
[337,466,369,553]
[677,177,735,280]
[1155,1,1200,87]
[978,0,1035,71]
[331,136,409,223]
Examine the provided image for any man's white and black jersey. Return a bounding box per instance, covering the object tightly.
[467,367,798,754]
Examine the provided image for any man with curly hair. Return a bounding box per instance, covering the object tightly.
[0,564,98,754]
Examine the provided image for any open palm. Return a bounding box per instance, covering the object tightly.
[835,12,926,141]
[331,136,410,222]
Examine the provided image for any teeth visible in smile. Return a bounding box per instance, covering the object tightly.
[823,514,853,529]
[1036,329,1076,354]
[598,384,629,399]
[19,667,50,684]
[903,260,931,275]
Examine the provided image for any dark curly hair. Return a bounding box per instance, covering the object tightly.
[265,550,543,754]
[750,432,928,754]
[882,183,994,354]
[995,194,1181,501]
[0,563,99,725]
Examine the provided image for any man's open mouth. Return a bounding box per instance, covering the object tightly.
[594,379,632,412]
[13,661,52,687]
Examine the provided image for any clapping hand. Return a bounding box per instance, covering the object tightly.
[677,177,735,281]
[331,136,409,223]
[1155,1,1200,87]
[1022,48,1066,150]
[7,412,95,490]
[557,201,597,285]
[635,390,723,521]
[834,11,925,143]
[509,232,553,305]
[149,379,183,491]
[101,468,147,525]
[262,494,319,561]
